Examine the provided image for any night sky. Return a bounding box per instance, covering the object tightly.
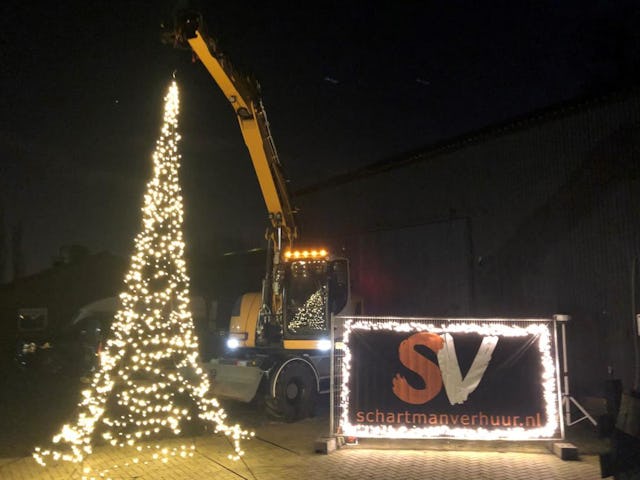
[1,1,639,277]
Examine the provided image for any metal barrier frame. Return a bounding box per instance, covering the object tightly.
[330,315,567,442]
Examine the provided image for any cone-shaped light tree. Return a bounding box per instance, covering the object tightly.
[34,81,251,471]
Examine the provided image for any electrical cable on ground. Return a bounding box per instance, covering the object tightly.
[225,435,258,480]
[192,434,256,480]
[254,435,301,455]
[64,465,80,479]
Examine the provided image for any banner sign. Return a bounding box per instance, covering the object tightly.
[339,318,560,440]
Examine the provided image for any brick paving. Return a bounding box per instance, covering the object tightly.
[0,417,605,480]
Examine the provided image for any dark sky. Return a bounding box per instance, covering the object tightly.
[1,1,639,276]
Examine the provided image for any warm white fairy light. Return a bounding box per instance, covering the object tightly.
[288,286,327,333]
[33,81,252,475]
[339,317,559,441]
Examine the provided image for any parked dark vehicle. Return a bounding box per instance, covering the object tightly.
[13,295,207,378]
[15,312,111,378]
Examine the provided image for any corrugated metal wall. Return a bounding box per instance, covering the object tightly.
[298,89,640,396]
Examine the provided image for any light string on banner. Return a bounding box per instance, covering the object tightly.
[338,317,559,441]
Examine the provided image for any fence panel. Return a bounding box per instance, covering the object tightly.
[331,315,563,441]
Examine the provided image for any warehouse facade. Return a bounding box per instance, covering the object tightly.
[297,87,640,398]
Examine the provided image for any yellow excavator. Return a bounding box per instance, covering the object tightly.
[168,11,362,420]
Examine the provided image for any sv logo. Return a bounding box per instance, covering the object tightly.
[392,332,498,405]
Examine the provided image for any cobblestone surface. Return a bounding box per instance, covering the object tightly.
[0,417,604,480]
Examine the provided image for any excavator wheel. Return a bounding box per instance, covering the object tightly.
[265,361,317,422]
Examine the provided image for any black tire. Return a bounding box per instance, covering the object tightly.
[265,361,317,422]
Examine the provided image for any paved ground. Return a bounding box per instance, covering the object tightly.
[0,415,607,480]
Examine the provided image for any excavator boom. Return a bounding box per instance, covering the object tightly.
[165,13,360,420]
[179,21,297,246]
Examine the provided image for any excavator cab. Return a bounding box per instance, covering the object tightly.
[283,257,350,339]
[284,259,329,338]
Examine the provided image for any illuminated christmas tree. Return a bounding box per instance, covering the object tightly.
[34,81,251,474]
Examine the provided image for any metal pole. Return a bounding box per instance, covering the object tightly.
[554,314,597,427]
[561,321,571,425]
[329,313,335,437]
[552,315,565,439]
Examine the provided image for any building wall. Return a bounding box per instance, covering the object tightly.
[297,89,640,395]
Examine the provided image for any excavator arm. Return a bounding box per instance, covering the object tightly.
[174,13,297,248]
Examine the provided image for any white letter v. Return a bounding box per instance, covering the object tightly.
[437,333,498,405]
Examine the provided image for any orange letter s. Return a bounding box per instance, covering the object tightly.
[392,332,444,405]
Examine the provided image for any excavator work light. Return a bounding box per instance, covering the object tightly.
[226,332,248,350]
[284,249,328,261]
